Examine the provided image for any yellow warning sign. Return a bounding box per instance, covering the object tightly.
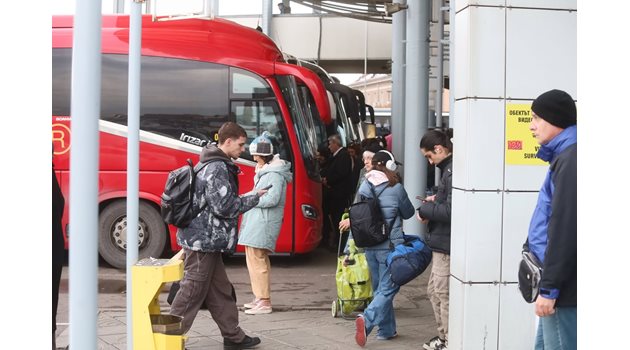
[505,103,546,166]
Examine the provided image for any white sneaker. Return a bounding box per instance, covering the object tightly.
[243,298,260,309]
[244,300,272,315]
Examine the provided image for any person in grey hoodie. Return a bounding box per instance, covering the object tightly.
[170,122,267,350]
[238,132,292,315]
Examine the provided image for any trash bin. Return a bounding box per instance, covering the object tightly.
[132,251,185,350]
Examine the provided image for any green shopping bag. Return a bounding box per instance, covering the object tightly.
[335,239,373,315]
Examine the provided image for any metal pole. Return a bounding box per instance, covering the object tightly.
[114,0,125,13]
[262,0,272,35]
[434,0,445,186]
[403,0,430,237]
[391,0,407,162]
[436,0,444,129]
[69,0,102,348]
[364,20,368,91]
[211,0,219,16]
[448,0,456,129]
[126,1,143,349]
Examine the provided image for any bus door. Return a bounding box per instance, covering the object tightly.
[229,68,296,254]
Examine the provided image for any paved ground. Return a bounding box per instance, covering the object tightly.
[55,246,438,349]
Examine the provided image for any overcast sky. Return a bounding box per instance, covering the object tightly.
[52,0,313,16]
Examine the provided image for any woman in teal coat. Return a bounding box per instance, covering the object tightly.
[238,132,292,315]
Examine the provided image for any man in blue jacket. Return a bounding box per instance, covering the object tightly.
[526,89,577,350]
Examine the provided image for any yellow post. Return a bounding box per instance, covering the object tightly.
[132,251,185,350]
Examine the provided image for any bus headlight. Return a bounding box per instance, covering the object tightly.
[301,204,318,220]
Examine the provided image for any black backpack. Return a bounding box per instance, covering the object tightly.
[349,184,390,248]
[160,159,211,228]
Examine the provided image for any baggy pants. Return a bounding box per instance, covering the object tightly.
[169,249,245,342]
[427,251,450,341]
[245,246,271,300]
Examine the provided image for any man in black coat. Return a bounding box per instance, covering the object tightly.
[322,134,353,251]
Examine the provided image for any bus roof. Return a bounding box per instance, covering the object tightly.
[52,15,284,76]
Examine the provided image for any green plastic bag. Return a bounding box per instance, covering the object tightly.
[335,239,373,315]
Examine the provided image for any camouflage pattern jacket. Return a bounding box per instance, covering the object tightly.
[177,144,259,253]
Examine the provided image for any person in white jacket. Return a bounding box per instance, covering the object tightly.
[238,132,292,315]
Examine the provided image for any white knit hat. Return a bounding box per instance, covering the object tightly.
[249,132,274,156]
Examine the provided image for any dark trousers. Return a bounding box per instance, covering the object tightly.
[52,262,62,349]
[328,194,350,250]
[170,249,245,342]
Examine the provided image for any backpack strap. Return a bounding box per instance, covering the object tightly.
[189,160,214,211]
[193,159,212,173]
[368,182,387,199]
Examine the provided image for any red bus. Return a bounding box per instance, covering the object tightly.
[52,15,332,268]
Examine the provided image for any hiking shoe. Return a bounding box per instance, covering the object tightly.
[223,335,261,349]
[243,298,261,309]
[244,300,272,315]
[355,314,367,347]
[423,336,446,350]
[376,332,398,340]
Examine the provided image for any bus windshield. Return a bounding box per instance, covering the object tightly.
[276,75,320,181]
[296,85,327,150]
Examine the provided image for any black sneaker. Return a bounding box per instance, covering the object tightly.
[435,342,449,350]
[423,335,445,350]
[223,335,261,349]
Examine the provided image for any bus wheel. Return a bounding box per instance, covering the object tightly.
[98,200,168,269]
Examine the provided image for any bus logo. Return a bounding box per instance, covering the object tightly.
[52,122,71,155]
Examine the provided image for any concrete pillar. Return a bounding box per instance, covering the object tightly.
[448,1,577,349]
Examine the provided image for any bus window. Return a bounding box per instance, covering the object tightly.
[230,68,275,99]
[52,49,72,116]
[231,100,293,165]
[53,49,231,147]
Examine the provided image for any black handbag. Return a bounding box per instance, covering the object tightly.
[518,250,543,303]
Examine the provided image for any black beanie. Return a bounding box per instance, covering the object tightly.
[531,89,577,129]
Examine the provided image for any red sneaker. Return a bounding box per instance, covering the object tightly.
[355,314,367,347]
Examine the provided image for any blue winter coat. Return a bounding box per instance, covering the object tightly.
[352,171,415,250]
[527,125,577,306]
[238,156,292,252]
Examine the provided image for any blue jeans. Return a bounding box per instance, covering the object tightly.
[362,248,400,338]
[534,306,577,350]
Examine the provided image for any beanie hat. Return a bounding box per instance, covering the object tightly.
[249,132,274,156]
[531,89,577,129]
